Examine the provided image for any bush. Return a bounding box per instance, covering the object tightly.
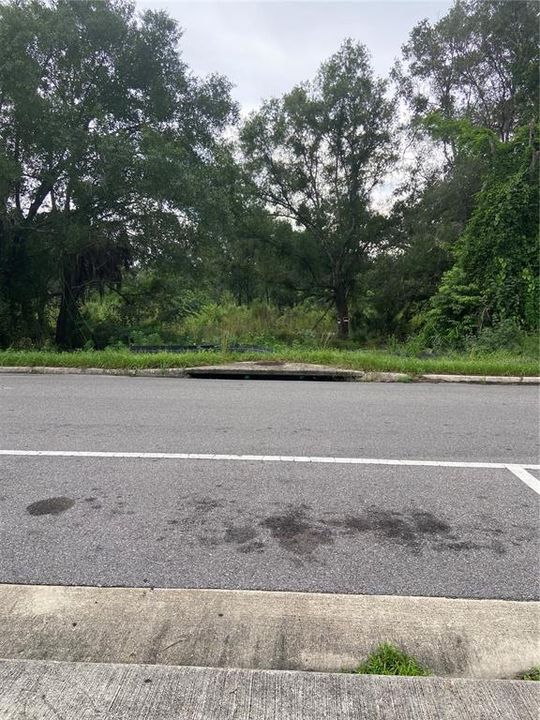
[180,299,335,347]
[467,319,525,354]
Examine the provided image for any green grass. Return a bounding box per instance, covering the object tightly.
[0,347,537,376]
[352,643,431,677]
[519,667,540,681]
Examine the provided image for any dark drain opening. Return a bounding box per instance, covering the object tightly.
[185,371,353,381]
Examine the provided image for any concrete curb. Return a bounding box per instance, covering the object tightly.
[1,584,538,679]
[1,660,538,720]
[420,373,539,385]
[0,365,188,377]
[0,364,538,383]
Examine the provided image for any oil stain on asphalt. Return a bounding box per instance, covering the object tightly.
[261,505,333,555]
[198,502,513,559]
[26,497,75,516]
[326,509,453,548]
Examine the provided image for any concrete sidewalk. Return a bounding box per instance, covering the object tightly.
[1,659,538,719]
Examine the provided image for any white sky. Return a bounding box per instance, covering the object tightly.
[137,0,453,113]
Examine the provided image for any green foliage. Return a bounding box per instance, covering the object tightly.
[0,0,538,355]
[0,0,235,349]
[353,644,431,677]
[423,126,539,344]
[467,320,528,354]
[385,1,539,352]
[81,292,336,348]
[180,299,335,347]
[519,667,540,682]
[386,326,538,360]
[398,0,538,140]
[241,39,395,337]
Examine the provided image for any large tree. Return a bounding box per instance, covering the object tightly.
[396,0,538,143]
[371,0,539,346]
[0,0,235,347]
[240,40,394,338]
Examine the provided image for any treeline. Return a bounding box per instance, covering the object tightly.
[0,0,538,351]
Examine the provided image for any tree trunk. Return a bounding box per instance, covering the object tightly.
[55,268,85,349]
[334,286,350,339]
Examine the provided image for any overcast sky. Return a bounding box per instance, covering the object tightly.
[138,0,453,113]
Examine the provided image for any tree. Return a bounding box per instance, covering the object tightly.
[396,0,539,143]
[0,0,235,348]
[176,146,302,308]
[423,122,539,344]
[240,40,394,338]
[373,0,539,347]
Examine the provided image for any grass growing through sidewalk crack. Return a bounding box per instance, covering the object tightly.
[352,643,432,677]
[518,667,540,681]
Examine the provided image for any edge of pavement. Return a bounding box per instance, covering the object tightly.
[0,363,538,383]
[1,660,538,720]
[1,583,538,680]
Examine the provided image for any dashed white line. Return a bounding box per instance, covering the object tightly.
[506,465,540,496]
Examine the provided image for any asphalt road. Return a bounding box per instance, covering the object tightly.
[0,374,538,462]
[0,374,538,599]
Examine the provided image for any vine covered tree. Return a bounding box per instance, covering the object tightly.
[423,121,539,344]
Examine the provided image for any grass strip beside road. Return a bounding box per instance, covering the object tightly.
[0,348,537,377]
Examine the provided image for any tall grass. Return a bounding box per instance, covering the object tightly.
[177,300,336,348]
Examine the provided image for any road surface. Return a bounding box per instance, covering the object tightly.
[0,374,538,599]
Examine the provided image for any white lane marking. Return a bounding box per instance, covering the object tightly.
[0,448,538,471]
[506,465,540,496]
